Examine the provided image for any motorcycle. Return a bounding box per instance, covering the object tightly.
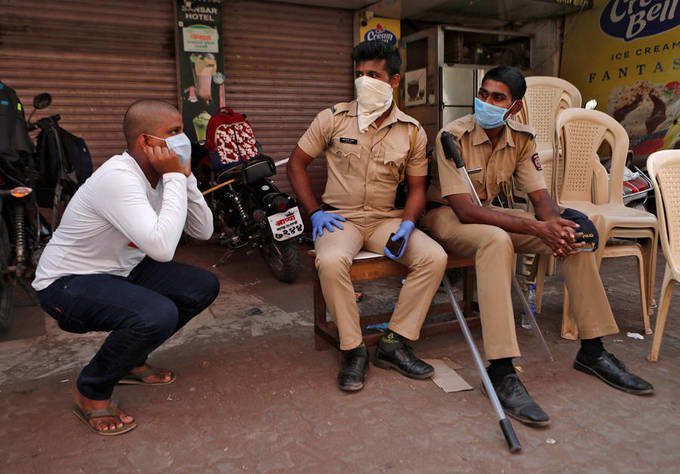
[0,92,55,331]
[196,151,303,283]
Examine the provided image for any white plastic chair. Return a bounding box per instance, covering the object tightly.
[554,108,658,339]
[518,76,582,196]
[646,150,680,361]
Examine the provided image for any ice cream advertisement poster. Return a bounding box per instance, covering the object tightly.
[561,0,680,157]
[173,0,224,144]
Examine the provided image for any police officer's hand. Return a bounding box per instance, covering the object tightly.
[384,220,415,260]
[310,210,346,241]
[145,145,187,176]
[535,219,583,258]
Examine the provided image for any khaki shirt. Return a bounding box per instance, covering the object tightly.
[427,114,546,206]
[298,100,427,215]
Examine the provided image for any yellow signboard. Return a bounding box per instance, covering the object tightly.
[561,0,680,156]
[359,17,402,105]
[359,17,401,46]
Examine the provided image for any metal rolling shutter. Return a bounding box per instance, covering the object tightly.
[0,0,353,197]
[0,0,176,168]
[223,0,354,195]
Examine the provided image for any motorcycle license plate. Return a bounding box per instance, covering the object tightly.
[268,207,304,241]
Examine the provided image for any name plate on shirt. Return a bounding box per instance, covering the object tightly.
[268,206,304,241]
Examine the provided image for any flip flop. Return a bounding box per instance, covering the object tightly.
[72,401,137,436]
[117,367,176,386]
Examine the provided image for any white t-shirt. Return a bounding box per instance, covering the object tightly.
[32,152,213,291]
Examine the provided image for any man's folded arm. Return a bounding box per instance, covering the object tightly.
[96,170,188,262]
[446,193,537,235]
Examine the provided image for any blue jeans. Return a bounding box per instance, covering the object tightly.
[37,257,220,400]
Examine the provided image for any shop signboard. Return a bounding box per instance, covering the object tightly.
[359,17,402,104]
[360,17,400,46]
[173,0,224,144]
[561,0,680,157]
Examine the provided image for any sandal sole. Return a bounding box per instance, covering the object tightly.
[117,372,177,386]
[72,405,137,436]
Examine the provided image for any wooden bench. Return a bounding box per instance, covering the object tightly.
[312,250,476,350]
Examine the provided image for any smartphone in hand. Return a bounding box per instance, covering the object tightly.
[385,232,406,257]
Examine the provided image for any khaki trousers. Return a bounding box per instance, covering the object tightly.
[314,214,447,350]
[421,206,619,360]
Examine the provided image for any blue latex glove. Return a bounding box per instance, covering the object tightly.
[383,220,415,260]
[310,210,346,241]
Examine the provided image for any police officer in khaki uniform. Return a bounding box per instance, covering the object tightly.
[287,41,447,392]
[421,66,653,426]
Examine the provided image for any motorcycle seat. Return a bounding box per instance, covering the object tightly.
[217,162,246,183]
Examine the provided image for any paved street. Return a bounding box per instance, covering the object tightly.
[0,241,678,473]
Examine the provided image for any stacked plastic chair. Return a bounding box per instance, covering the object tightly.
[554,108,658,339]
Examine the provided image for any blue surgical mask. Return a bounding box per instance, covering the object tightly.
[148,132,192,167]
[474,97,512,130]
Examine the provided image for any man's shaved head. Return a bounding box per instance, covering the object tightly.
[123,100,180,147]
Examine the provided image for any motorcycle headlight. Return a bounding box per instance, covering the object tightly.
[10,187,32,198]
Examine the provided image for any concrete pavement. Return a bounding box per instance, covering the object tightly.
[0,241,678,473]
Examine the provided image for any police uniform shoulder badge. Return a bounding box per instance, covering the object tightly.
[531,153,542,171]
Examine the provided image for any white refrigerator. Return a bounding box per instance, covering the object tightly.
[440,64,488,128]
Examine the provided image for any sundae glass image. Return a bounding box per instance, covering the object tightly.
[193,111,212,143]
[607,81,680,138]
[190,53,217,102]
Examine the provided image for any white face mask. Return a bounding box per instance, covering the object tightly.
[355,76,394,133]
[148,132,192,167]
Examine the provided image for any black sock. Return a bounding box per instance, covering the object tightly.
[379,331,403,351]
[487,358,516,384]
[344,342,367,355]
[580,337,605,358]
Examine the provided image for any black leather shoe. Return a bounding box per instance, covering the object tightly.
[574,350,654,395]
[338,345,369,392]
[374,341,434,380]
[483,374,550,427]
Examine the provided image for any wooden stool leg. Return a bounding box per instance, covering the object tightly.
[314,273,330,351]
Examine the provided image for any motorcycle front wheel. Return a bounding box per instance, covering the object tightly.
[0,219,15,332]
[260,237,301,283]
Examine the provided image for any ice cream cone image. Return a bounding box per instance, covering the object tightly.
[191,54,217,101]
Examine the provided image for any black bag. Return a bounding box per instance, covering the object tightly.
[0,81,33,163]
[35,125,93,207]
